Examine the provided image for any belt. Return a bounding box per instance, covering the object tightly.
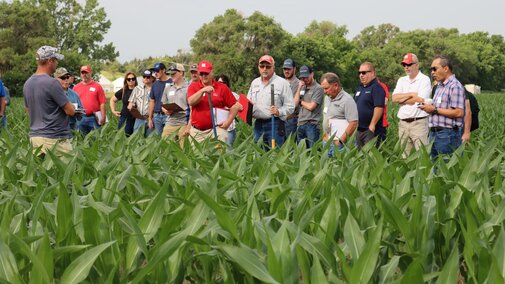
[85,114,95,117]
[401,116,428,123]
[192,124,210,131]
[430,126,459,132]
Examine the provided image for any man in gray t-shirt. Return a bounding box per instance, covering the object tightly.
[293,65,324,148]
[320,72,358,156]
[23,45,76,156]
[161,63,190,142]
[282,58,300,138]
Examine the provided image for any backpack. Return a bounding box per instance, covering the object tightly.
[465,90,480,131]
[431,85,480,131]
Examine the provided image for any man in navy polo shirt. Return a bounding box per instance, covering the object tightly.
[354,62,386,149]
[148,62,173,136]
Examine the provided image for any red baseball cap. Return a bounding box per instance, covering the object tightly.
[401,53,417,64]
[258,55,274,65]
[197,60,213,73]
[80,65,91,73]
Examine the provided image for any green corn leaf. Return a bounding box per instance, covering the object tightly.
[344,212,365,262]
[492,228,505,278]
[379,255,400,284]
[32,233,54,284]
[435,244,459,284]
[349,220,383,284]
[60,241,115,284]
[310,255,329,284]
[219,244,280,284]
[56,184,73,244]
[0,239,22,284]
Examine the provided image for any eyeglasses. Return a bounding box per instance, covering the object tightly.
[80,71,88,74]
[59,75,70,80]
[358,70,371,75]
[199,72,209,76]
[126,77,136,82]
[259,64,273,69]
[401,63,416,67]
[143,76,152,79]
[190,71,198,74]
[430,67,439,72]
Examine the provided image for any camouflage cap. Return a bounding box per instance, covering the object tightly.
[36,45,64,61]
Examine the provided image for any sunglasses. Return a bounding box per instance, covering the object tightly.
[80,71,88,74]
[358,70,371,75]
[126,77,136,82]
[259,64,273,69]
[430,66,439,72]
[143,76,152,79]
[59,75,70,80]
[199,72,209,76]
[401,63,416,67]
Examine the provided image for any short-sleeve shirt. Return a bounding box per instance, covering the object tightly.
[429,74,465,128]
[188,80,237,130]
[287,77,301,116]
[114,88,134,117]
[392,72,432,119]
[73,81,106,115]
[23,74,71,138]
[323,89,358,133]
[149,78,172,112]
[298,81,324,126]
[129,85,151,116]
[162,82,189,126]
[247,74,294,121]
[0,80,5,98]
[354,78,386,131]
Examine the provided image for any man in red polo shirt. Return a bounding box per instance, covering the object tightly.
[187,60,242,143]
[73,65,107,135]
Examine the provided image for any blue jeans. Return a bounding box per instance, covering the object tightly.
[79,116,99,135]
[134,119,153,137]
[254,118,285,149]
[285,117,298,139]
[325,140,346,157]
[153,113,166,136]
[429,127,462,161]
[227,129,236,146]
[118,115,135,136]
[297,123,320,148]
[0,114,6,128]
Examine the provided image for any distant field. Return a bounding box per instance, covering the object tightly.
[0,92,504,283]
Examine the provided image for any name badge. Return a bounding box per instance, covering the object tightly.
[168,91,175,97]
[323,107,328,113]
[300,90,306,96]
[437,97,442,104]
[355,91,361,97]
[90,87,96,92]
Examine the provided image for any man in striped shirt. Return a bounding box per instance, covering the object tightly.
[419,55,465,160]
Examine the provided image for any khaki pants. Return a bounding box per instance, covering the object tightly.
[30,136,73,156]
[162,124,188,146]
[189,126,227,144]
[398,118,429,157]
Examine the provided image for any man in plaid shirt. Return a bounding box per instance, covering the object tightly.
[419,55,465,160]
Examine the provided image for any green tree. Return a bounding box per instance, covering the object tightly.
[191,9,289,93]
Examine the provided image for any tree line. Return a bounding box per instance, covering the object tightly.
[1,3,504,96]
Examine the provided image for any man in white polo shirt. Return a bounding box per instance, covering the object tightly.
[392,53,432,157]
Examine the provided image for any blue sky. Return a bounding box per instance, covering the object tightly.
[98,0,505,62]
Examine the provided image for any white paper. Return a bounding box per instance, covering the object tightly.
[94,111,109,125]
[328,118,349,140]
[213,108,229,125]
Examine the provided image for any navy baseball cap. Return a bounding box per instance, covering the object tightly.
[299,65,312,78]
[152,62,166,72]
[283,59,295,69]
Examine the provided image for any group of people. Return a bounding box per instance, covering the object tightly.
[22,45,471,161]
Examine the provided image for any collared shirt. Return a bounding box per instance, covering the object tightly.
[129,85,151,116]
[73,81,106,115]
[287,77,300,116]
[323,89,358,134]
[149,78,172,112]
[188,80,237,130]
[354,78,385,130]
[298,81,324,126]
[429,74,465,128]
[393,71,432,119]
[162,81,189,126]
[247,74,294,121]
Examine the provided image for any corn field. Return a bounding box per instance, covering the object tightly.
[1,92,504,283]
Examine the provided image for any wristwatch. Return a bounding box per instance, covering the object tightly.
[433,106,438,115]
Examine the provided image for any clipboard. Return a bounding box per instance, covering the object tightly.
[237,94,253,125]
[162,103,184,112]
[328,118,349,140]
